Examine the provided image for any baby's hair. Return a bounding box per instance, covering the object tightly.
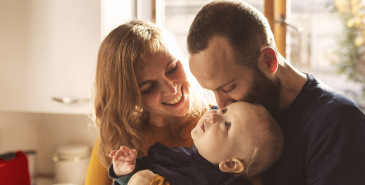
[236,107,284,179]
[240,145,260,178]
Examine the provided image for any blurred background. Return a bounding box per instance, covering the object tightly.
[0,0,364,185]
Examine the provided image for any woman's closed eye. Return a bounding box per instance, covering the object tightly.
[225,121,231,131]
[140,82,156,94]
[166,61,178,74]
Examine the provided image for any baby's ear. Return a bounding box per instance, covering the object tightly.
[218,158,245,174]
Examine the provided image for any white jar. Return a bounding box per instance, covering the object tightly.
[53,144,90,185]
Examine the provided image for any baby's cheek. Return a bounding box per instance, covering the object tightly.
[190,127,199,141]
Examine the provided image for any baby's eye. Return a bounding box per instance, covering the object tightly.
[224,121,231,131]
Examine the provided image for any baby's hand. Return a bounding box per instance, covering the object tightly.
[109,145,137,177]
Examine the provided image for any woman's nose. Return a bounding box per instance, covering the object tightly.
[161,79,177,95]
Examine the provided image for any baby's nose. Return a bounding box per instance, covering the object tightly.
[210,113,217,123]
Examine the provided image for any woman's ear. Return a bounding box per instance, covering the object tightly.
[257,47,278,74]
[218,158,245,174]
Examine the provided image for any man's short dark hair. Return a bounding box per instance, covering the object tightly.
[187,0,274,67]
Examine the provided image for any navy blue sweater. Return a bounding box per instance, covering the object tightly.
[262,74,365,185]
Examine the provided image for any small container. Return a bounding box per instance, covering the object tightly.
[53,144,90,185]
[25,150,37,185]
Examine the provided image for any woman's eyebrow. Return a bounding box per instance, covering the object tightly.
[165,57,177,69]
[138,80,153,87]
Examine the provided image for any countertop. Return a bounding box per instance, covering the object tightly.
[36,177,54,185]
[36,177,80,185]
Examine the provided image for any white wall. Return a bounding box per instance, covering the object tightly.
[0,112,98,176]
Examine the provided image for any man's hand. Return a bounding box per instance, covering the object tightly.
[109,145,137,177]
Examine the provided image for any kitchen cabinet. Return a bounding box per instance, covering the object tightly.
[0,0,136,114]
[0,0,100,114]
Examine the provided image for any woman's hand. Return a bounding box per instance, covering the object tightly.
[109,145,137,177]
[128,170,155,185]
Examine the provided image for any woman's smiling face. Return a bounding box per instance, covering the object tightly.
[135,50,190,118]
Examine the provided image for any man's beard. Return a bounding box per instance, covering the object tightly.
[242,67,282,118]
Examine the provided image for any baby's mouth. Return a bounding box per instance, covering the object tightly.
[200,123,205,132]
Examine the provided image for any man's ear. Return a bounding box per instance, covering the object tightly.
[257,47,278,74]
[218,158,245,174]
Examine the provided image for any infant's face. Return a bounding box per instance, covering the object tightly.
[191,102,260,164]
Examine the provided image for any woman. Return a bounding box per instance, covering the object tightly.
[85,20,209,185]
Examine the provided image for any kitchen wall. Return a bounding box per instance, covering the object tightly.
[0,0,151,182]
[0,111,98,176]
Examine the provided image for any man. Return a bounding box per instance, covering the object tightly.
[187,1,365,185]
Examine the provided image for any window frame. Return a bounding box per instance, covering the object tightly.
[265,0,287,57]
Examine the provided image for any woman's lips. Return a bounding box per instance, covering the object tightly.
[162,87,184,105]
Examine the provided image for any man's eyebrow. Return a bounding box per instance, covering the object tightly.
[214,79,234,91]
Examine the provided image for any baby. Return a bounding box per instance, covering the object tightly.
[109,102,284,185]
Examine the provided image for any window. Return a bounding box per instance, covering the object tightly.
[286,0,364,109]
[164,0,263,55]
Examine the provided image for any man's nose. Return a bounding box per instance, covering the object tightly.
[161,79,177,95]
[215,92,229,109]
[214,92,236,109]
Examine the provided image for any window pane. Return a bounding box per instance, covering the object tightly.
[288,0,364,108]
[164,0,264,55]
